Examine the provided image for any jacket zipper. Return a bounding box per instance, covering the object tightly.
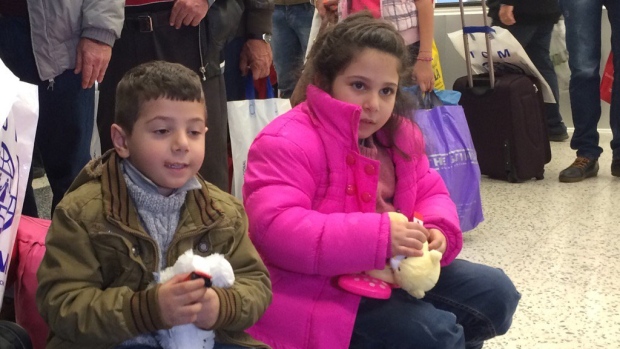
[47,78,54,91]
[198,21,207,81]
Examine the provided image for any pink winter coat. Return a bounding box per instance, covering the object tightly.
[243,85,463,349]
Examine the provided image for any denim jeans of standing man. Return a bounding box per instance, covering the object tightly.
[493,20,568,139]
[0,16,94,216]
[350,259,521,349]
[559,0,620,163]
[271,3,314,98]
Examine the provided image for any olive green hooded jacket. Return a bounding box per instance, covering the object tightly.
[36,150,272,349]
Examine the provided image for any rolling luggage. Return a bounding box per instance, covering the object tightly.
[452,0,551,182]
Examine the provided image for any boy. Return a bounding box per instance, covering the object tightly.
[36,61,272,349]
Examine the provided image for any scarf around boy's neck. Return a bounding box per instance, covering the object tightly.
[121,160,201,271]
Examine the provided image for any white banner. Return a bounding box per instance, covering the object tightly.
[0,59,39,309]
[448,26,555,103]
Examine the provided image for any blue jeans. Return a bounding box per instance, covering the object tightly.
[350,259,520,349]
[494,20,567,135]
[560,0,620,160]
[0,16,94,214]
[271,3,314,98]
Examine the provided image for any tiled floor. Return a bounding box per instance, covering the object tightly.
[459,131,620,348]
[31,132,619,348]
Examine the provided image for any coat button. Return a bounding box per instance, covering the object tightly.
[365,164,376,175]
[361,192,372,202]
[346,185,356,195]
[131,245,140,257]
[198,242,209,253]
[346,154,356,165]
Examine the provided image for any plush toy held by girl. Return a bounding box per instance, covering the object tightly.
[242,12,521,349]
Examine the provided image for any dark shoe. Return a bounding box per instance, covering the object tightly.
[548,131,569,142]
[559,157,599,182]
[612,159,620,177]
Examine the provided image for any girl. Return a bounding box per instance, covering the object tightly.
[243,12,520,349]
[317,0,436,92]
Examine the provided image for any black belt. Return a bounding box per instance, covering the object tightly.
[125,10,171,33]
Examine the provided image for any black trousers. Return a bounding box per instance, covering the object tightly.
[98,8,229,191]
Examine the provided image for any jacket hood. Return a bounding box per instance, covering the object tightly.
[66,149,115,195]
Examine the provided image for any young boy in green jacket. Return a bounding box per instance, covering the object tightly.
[36,61,272,349]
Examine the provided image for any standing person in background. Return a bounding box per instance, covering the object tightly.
[557,0,620,182]
[488,0,569,142]
[317,0,436,92]
[0,0,123,216]
[97,0,274,192]
[271,0,314,98]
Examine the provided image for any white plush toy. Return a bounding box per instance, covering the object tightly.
[388,212,443,299]
[157,249,235,349]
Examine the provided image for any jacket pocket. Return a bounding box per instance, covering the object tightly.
[90,233,146,289]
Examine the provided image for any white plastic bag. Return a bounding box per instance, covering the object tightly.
[448,26,555,103]
[0,59,39,308]
[550,19,570,92]
[227,77,291,199]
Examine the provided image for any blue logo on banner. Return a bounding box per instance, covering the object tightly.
[0,119,18,232]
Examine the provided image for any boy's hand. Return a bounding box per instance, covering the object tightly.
[158,273,208,327]
[193,288,221,330]
[389,213,428,258]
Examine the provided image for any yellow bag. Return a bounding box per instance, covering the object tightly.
[432,41,445,90]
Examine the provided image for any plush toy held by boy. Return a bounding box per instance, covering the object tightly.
[36,61,272,349]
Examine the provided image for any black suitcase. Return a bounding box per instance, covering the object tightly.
[452,0,551,182]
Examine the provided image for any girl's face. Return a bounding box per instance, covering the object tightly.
[331,48,400,139]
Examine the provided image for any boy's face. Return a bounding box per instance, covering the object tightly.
[111,98,207,196]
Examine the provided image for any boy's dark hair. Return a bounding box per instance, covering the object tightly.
[297,12,416,157]
[114,61,205,134]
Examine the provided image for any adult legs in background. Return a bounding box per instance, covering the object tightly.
[224,37,249,102]
[350,259,520,349]
[0,16,94,215]
[603,0,620,167]
[271,3,313,98]
[495,20,568,140]
[560,0,604,159]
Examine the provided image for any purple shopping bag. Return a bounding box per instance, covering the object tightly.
[410,89,484,232]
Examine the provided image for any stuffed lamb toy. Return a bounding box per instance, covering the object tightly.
[157,249,235,349]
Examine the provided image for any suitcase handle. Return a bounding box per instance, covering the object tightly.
[458,0,495,88]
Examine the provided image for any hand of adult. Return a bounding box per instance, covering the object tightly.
[74,37,112,89]
[499,5,516,26]
[239,39,273,79]
[316,0,338,19]
[170,0,209,29]
[413,60,435,92]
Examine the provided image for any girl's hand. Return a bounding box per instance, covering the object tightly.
[389,213,428,257]
[413,60,435,92]
[427,228,447,254]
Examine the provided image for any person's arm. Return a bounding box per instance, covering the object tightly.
[413,0,435,92]
[195,200,272,331]
[406,123,462,265]
[75,0,124,88]
[36,206,167,346]
[239,0,274,78]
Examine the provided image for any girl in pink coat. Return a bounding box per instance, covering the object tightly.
[243,12,520,349]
